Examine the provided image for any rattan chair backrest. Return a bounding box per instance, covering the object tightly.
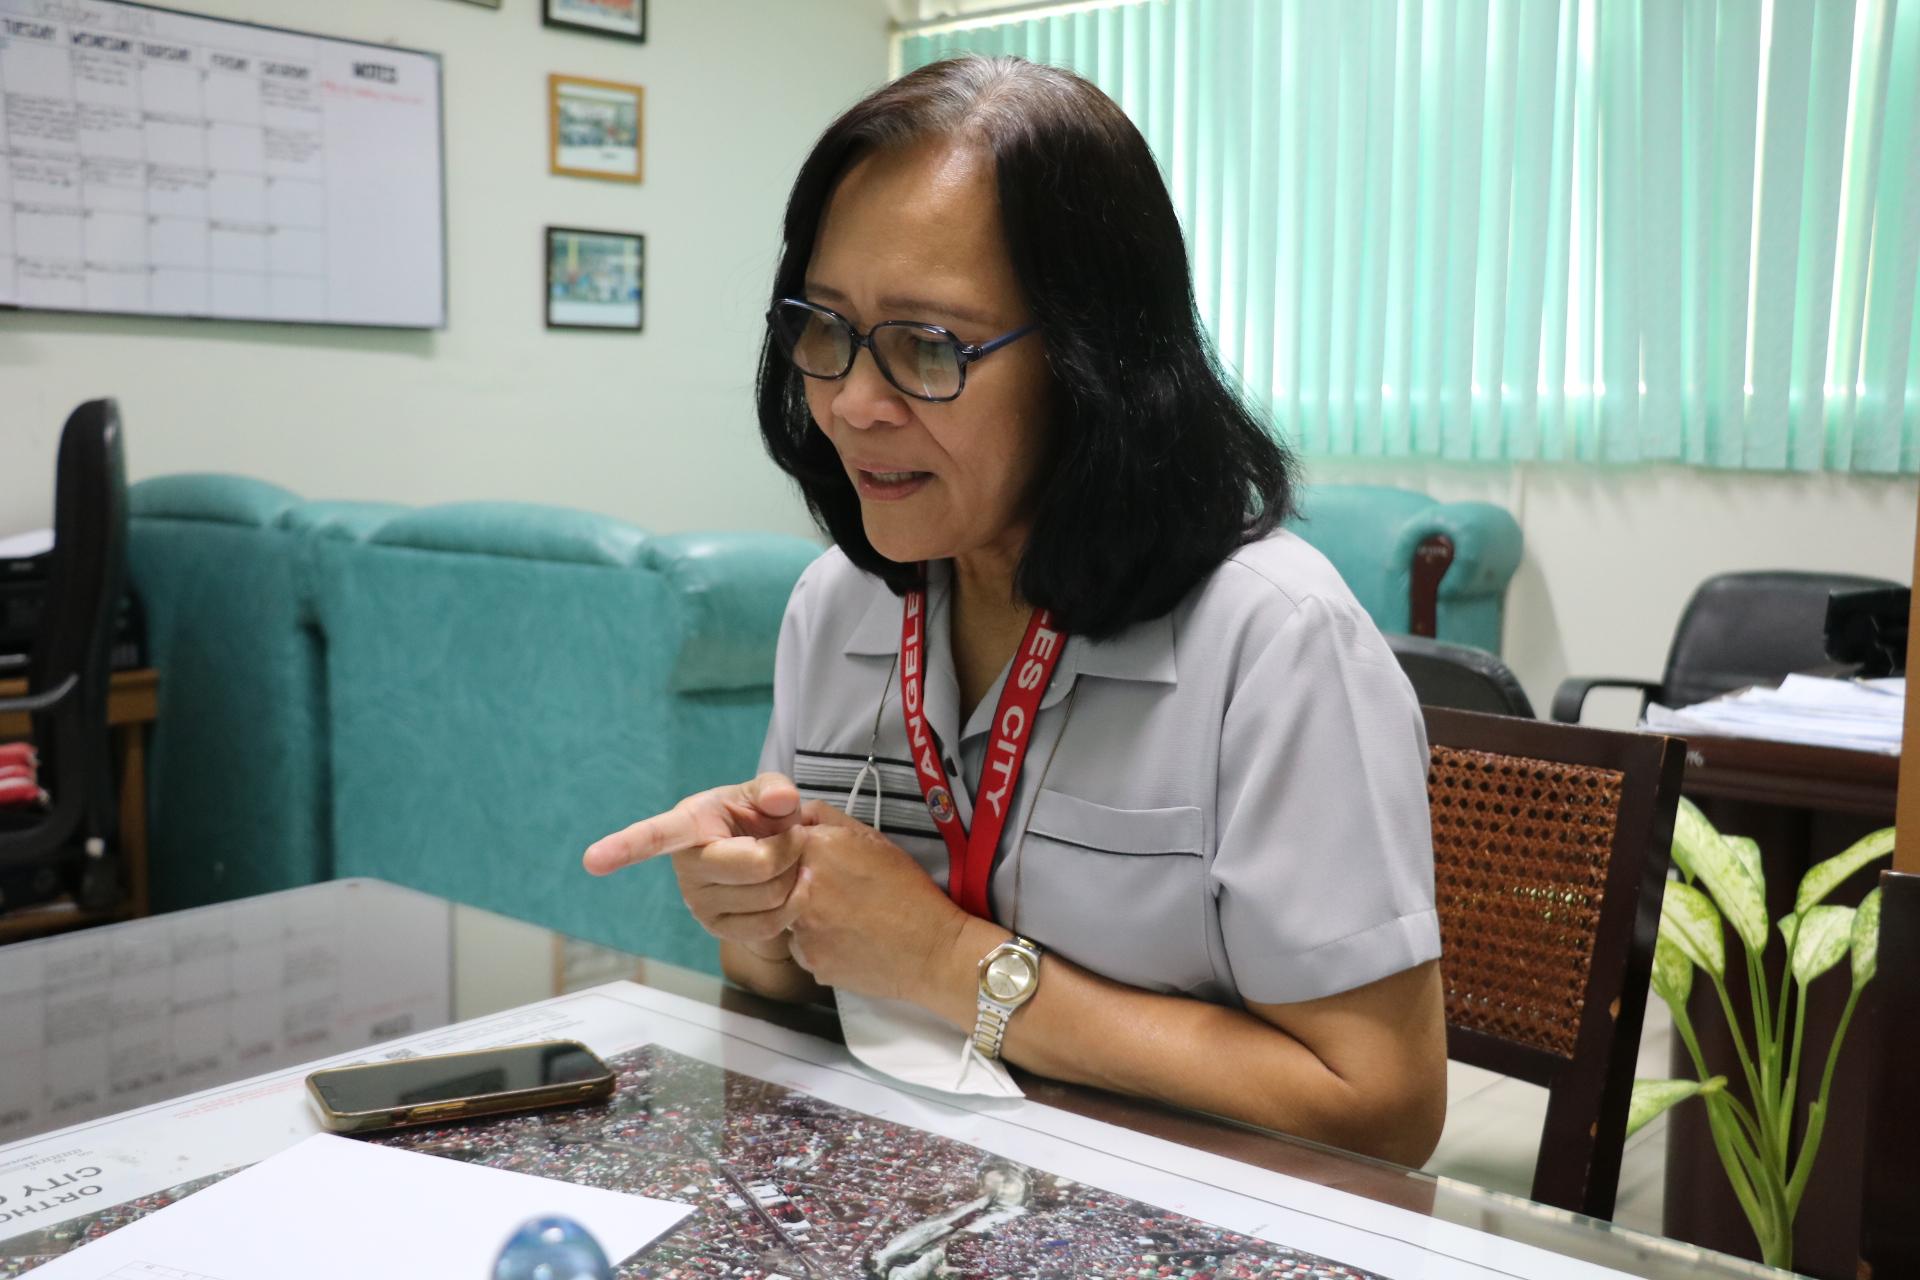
[1430,745,1622,1058]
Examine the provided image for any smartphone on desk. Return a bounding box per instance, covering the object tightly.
[306,1039,616,1134]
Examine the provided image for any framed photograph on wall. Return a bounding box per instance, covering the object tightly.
[546,227,644,331]
[549,74,643,183]
[544,0,645,42]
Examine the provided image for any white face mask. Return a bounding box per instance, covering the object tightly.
[836,988,1024,1099]
[837,726,1024,1099]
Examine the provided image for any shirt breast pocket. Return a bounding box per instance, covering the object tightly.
[1008,789,1210,995]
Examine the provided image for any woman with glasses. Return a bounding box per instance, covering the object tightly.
[586,56,1446,1166]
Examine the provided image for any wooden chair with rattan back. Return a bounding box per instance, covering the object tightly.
[1423,707,1685,1221]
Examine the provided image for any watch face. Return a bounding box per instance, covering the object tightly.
[983,951,1035,1003]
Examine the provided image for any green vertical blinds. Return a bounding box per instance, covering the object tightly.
[898,0,1920,473]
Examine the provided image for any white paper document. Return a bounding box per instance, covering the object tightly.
[1645,673,1905,754]
[23,1133,690,1279]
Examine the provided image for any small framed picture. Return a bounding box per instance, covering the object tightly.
[549,74,643,183]
[544,0,646,42]
[546,227,644,331]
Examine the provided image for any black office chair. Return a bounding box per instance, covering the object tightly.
[1552,570,1904,723]
[0,400,128,913]
[1389,633,1535,717]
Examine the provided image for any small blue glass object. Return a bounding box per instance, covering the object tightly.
[493,1215,613,1280]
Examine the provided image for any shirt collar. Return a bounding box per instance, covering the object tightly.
[843,584,902,657]
[841,561,1177,686]
[1073,611,1178,685]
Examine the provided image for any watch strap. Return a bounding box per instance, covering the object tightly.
[971,1003,1014,1059]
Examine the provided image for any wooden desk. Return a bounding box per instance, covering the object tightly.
[1681,733,1899,817]
[0,666,157,942]
[1664,731,1896,1279]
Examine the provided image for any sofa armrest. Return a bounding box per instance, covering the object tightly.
[281,501,411,624]
[369,502,651,567]
[641,533,821,693]
[1389,500,1524,600]
[130,474,302,527]
[1388,500,1523,647]
[279,501,409,542]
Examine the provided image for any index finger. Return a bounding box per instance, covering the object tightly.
[583,804,707,876]
[583,773,804,876]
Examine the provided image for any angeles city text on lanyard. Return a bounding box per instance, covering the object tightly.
[899,587,1068,920]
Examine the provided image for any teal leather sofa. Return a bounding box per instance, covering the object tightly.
[128,476,819,974]
[1288,484,1522,654]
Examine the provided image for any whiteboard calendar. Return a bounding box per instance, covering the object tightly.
[0,0,446,328]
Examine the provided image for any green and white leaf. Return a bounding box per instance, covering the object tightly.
[1660,881,1726,981]
[1853,887,1883,991]
[1795,828,1896,915]
[1725,836,1763,897]
[1628,1076,1724,1140]
[1789,905,1856,987]
[1671,800,1768,954]
[1651,930,1693,1007]
[1669,797,1714,881]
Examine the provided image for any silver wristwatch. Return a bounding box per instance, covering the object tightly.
[972,935,1043,1061]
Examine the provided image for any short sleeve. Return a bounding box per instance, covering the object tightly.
[756,568,811,777]
[1211,594,1441,1005]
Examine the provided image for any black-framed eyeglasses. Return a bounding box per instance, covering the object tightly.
[766,298,1039,404]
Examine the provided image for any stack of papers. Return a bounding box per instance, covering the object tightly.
[1643,674,1905,754]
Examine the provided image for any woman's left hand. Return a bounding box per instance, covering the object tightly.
[720,801,970,1002]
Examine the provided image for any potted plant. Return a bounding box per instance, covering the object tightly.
[1630,799,1894,1270]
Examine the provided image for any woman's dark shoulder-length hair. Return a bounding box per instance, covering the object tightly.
[756,54,1294,641]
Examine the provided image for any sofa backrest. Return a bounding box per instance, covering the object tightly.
[311,502,818,972]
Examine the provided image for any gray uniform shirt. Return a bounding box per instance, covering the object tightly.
[758,528,1441,1007]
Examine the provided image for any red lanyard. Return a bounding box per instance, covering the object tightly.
[900,590,1067,920]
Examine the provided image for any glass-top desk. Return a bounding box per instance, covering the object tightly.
[0,879,1796,1279]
